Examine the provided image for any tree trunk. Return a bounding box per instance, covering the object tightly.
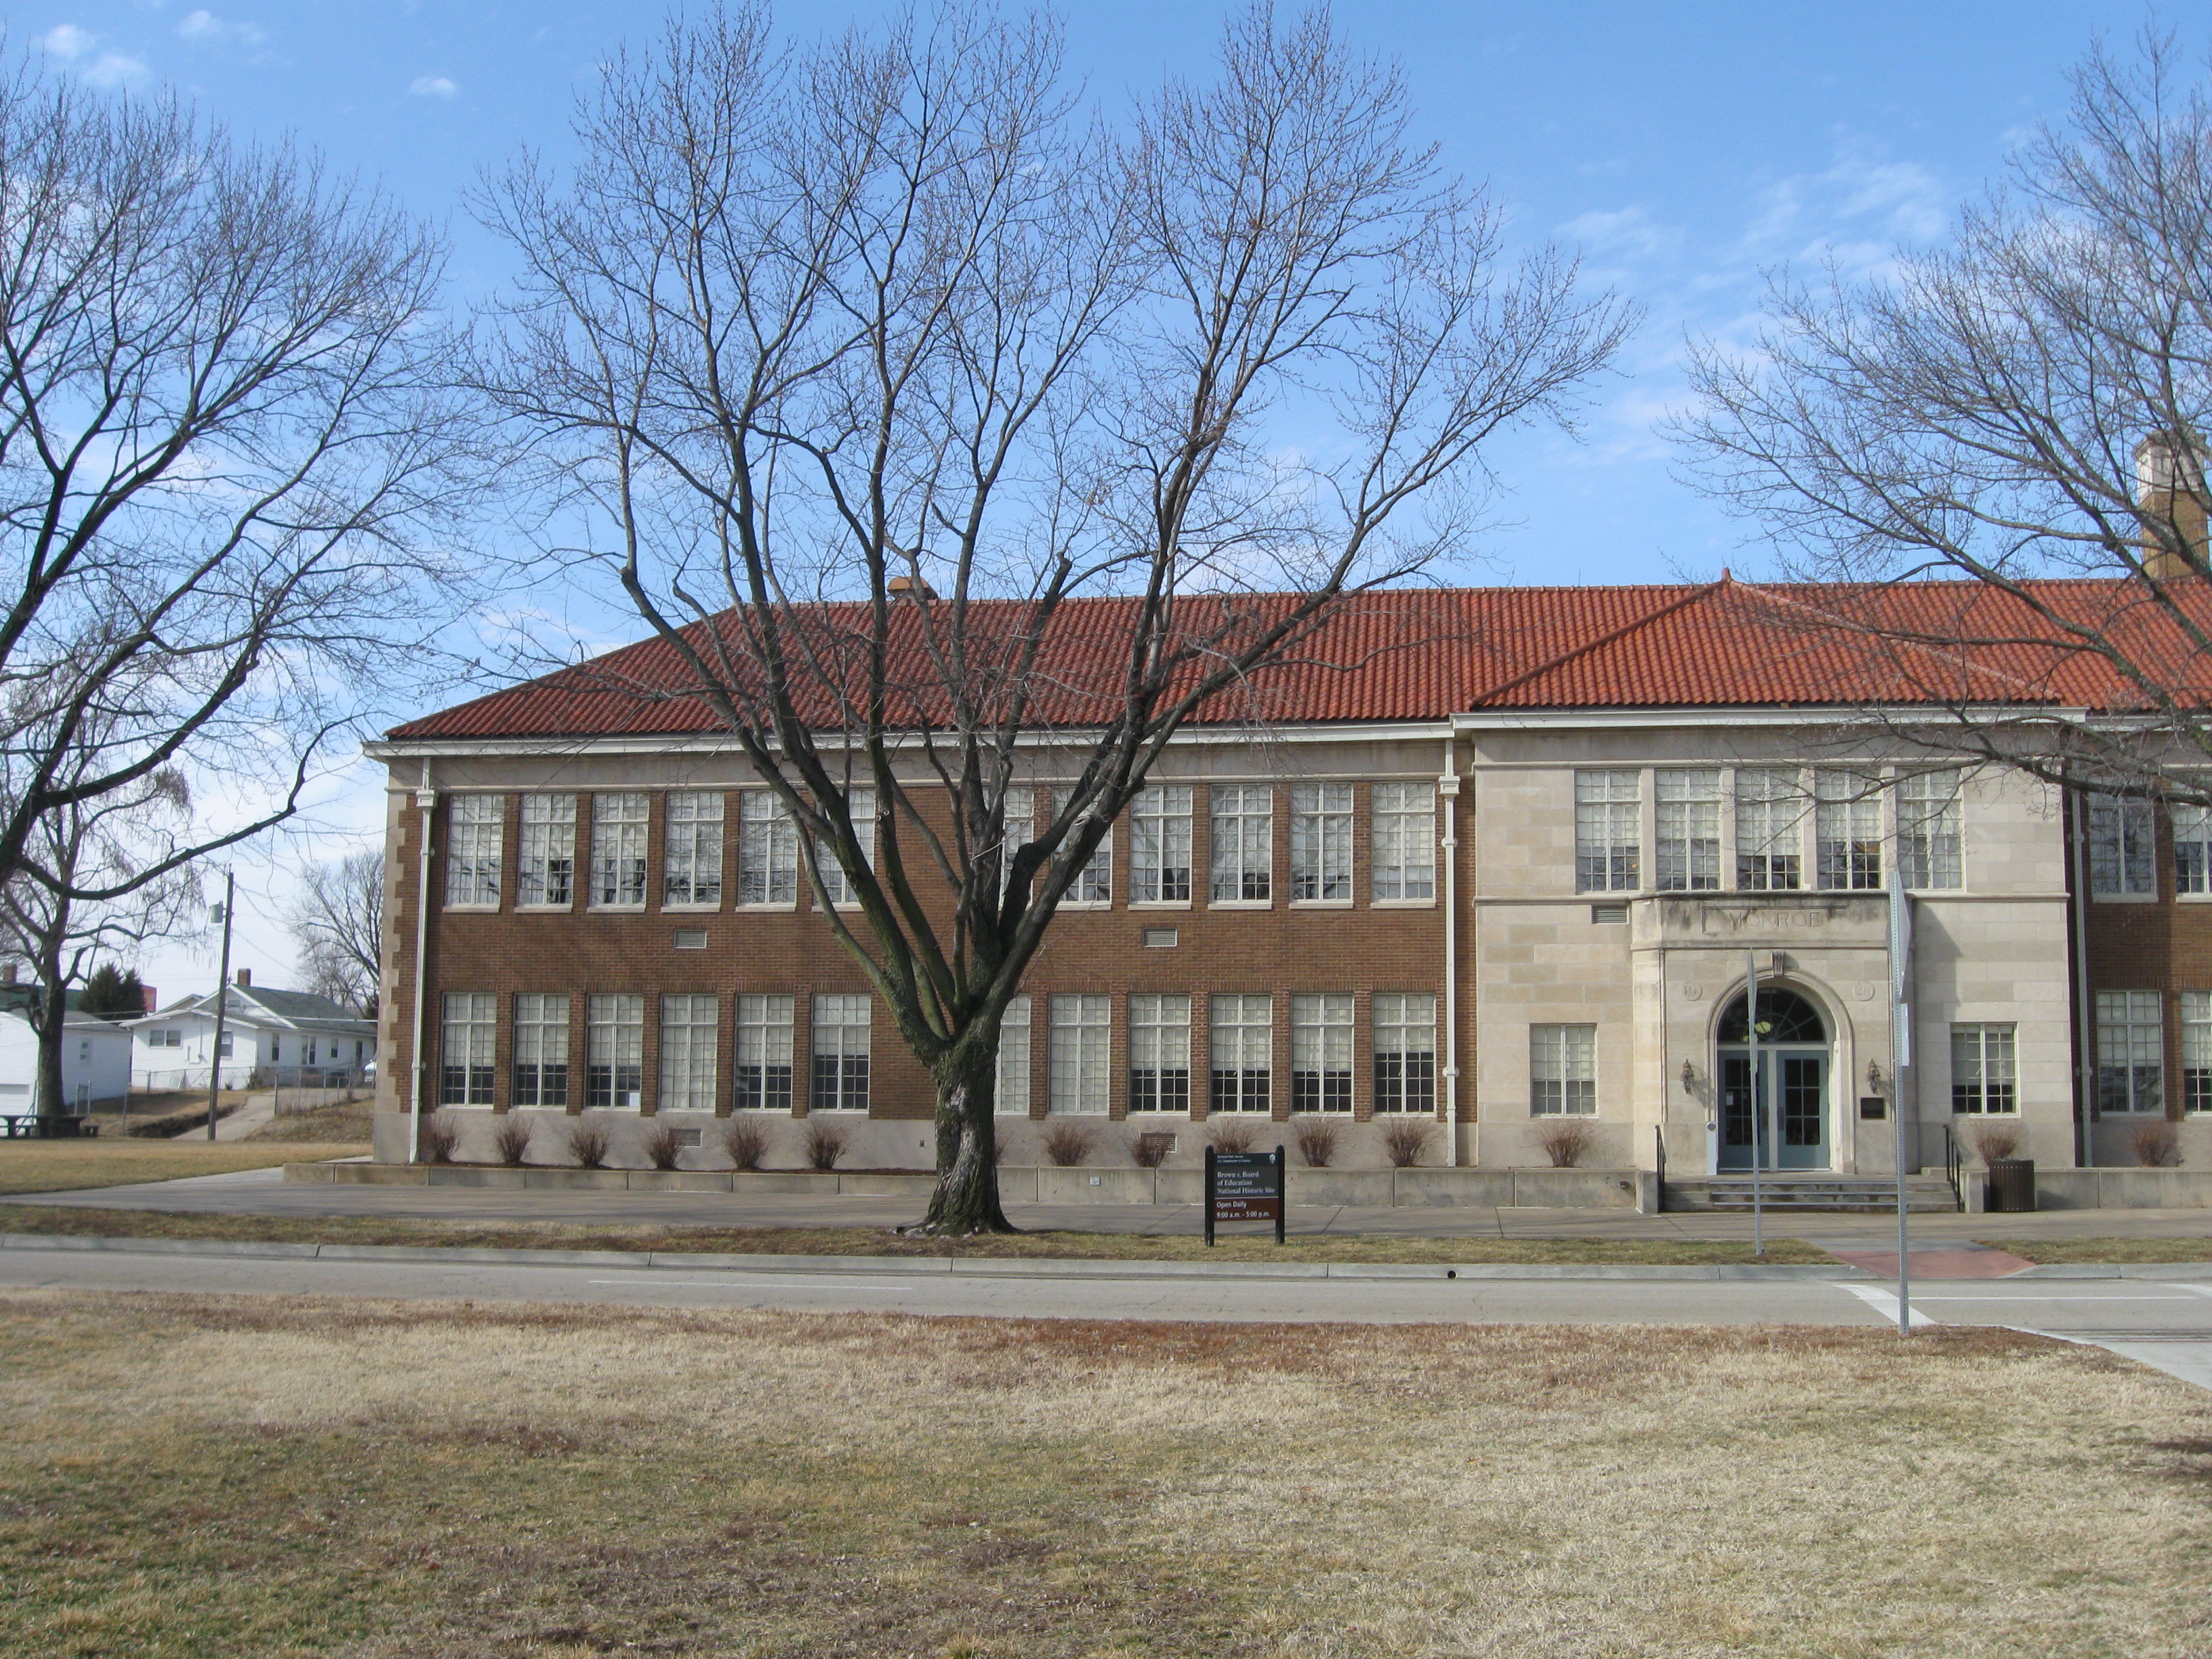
[31,933,67,1126]
[918,1042,1014,1235]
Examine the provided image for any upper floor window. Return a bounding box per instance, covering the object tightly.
[1290,783,1354,901]
[1898,771,1963,890]
[2175,802,2212,895]
[1048,993,1111,1114]
[1057,790,1112,904]
[1735,768,1804,892]
[1128,784,1191,903]
[1814,771,1883,891]
[663,792,724,907]
[1290,992,1353,1112]
[518,794,575,906]
[1128,992,1191,1113]
[2087,796,2154,897]
[1574,771,1639,893]
[738,790,799,905]
[2095,989,2163,1113]
[1654,769,1720,892]
[445,796,503,907]
[1949,1023,2015,1115]
[1371,782,1435,901]
[591,793,649,908]
[813,787,876,906]
[996,787,1035,903]
[1210,785,1273,903]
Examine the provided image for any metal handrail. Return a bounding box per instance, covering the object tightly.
[1942,1122,1963,1212]
[1654,1124,1666,1214]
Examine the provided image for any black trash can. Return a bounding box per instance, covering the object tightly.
[1986,1158,2036,1213]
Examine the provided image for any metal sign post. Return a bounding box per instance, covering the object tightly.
[205,869,235,1142]
[1746,949,1762,1258]
[1890,867,1915,1336]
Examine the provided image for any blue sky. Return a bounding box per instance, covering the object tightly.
[9,0,2162,989]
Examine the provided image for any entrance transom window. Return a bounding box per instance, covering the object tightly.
[1717,987,1831,1172]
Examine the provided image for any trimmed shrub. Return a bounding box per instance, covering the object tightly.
[1128,1130,1174,1168]
[2130,1120,2179,1168]
[802,1119,850,1171]
[567,1118,613,1169]
[1294,1120,1339,1168]
[1971,1123,2024,1164]
[721,1118,769,1172]
[1040,1121,1095,1167]
[1381,1120,1432,1168]
[1536,1122,1595,1168]
[1206,1120,1257,1154]
[419,1111,461,1164]
[642,1121,685,1170]
[492,1115,533,1166]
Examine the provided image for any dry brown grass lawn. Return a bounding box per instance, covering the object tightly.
[0,1202,1834,1264]
[244,1100,375,1143]
[1,1292,2209,1657]
[1984,1235,2212,1264]
[0,1141,367,1195]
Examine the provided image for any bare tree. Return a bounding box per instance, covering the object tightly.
[477,3,1630,1231]
[0,56,481,916]
[1673,30,2212,802]
[287,849,383,1015]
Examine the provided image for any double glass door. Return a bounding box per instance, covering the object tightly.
[1719,1049,1829,1171]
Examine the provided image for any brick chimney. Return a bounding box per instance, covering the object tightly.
[141,985,157,1012]
[2135,433,2207,579]
[234,968,251,988]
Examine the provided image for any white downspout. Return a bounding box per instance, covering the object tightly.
[1439,741,1461,1167]
[408,763,436,1164]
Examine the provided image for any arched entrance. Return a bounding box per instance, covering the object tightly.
[1717,987,1831,1172]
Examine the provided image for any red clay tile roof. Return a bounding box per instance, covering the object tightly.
[386,576,2208,741]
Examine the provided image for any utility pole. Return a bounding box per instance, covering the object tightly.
[1746,949,1763,1258]
[205,870,234,1141]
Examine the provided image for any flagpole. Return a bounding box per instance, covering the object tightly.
[1746,949,1762,1258]
[1891,865,1914,1336]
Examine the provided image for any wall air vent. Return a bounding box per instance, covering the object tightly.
[1141,926,1179,948]
[1589,903,1629,925]
[674,928,709,949]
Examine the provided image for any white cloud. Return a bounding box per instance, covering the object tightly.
[178,12,266,47]
[409,75,458,99]
[40,24,95,60]
[83,52,148,88]
[1556,206,1681,262]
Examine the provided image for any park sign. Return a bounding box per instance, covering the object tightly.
[1204,1145,1286,1246]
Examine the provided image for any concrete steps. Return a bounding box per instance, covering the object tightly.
[1666,1175,1959,1214]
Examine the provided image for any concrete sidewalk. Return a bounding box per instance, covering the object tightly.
[14,1164,2212,1245]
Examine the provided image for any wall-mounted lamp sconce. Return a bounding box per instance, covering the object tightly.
[1681,1059,1698,1094]
[1866,1060,1885,1093]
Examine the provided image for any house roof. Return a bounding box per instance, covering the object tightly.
[134,985,371,1034]
[382,576,2212,743]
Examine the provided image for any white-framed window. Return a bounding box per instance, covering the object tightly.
[663,792,725,907]
[1815,771,1883,891]
[445,796,504,907]
[995,994,1031,1113]
[591,793,649,908]
[439,991,496,1105]
[518,794,576,906]
[1735,768,1805,892]
[1371,782,1435,901]
[1530,1023,1597,1117]
[1128,992,1191,1113]
[586,993,644,1109]
[1574,771,1639,893]
[1655,769,1721,893]
[2096,989,2163,1113]
[1128,784,1193,903]
[1950,1024,2016,1115]
[814,787,876,906]
[1057,790,1112,904]
[2087,796,2155,897]
[1209,785,1273,903]
[658,994,718,1112]
[1372,991,1435,1114]
[2175,804,2212,897]
[1898,771,1963,890]
[1208,993,1272,1113]
[735,994,794,1112]
[738,791,800,905]
[1290,992,1353,1113]
[996,787,1034,904]
[1290,783,1354,901]
[1048,994,1110,1114]
[2184,991,2212,1113]
[512,993,569,1107]
[811,993,871,1111]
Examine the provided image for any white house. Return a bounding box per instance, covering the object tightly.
[0,1009,131,1115]
[128,970,375,1090]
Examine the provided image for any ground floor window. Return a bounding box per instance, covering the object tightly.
[586,993,644,1109]
[441,992,496,1105]
[1128,992,1190,1113]
[1372,992,1435,1113]
[735,994,794,1112]
[1210,994,1272,1113]
[1530,1023,1596,1116]
[659,994,718,1112]
[2184,991,2212,1114]
[996,994,1031,1113]
[1949,1023,2016,1115]
[1048,994,1110,1114]
[2095,990,2164,1115]
[512,993,569,1107]
[1290,993,1353,1112]
[811,993,871,1112]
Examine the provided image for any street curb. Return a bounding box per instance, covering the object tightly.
[0,1231,1891,1282]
